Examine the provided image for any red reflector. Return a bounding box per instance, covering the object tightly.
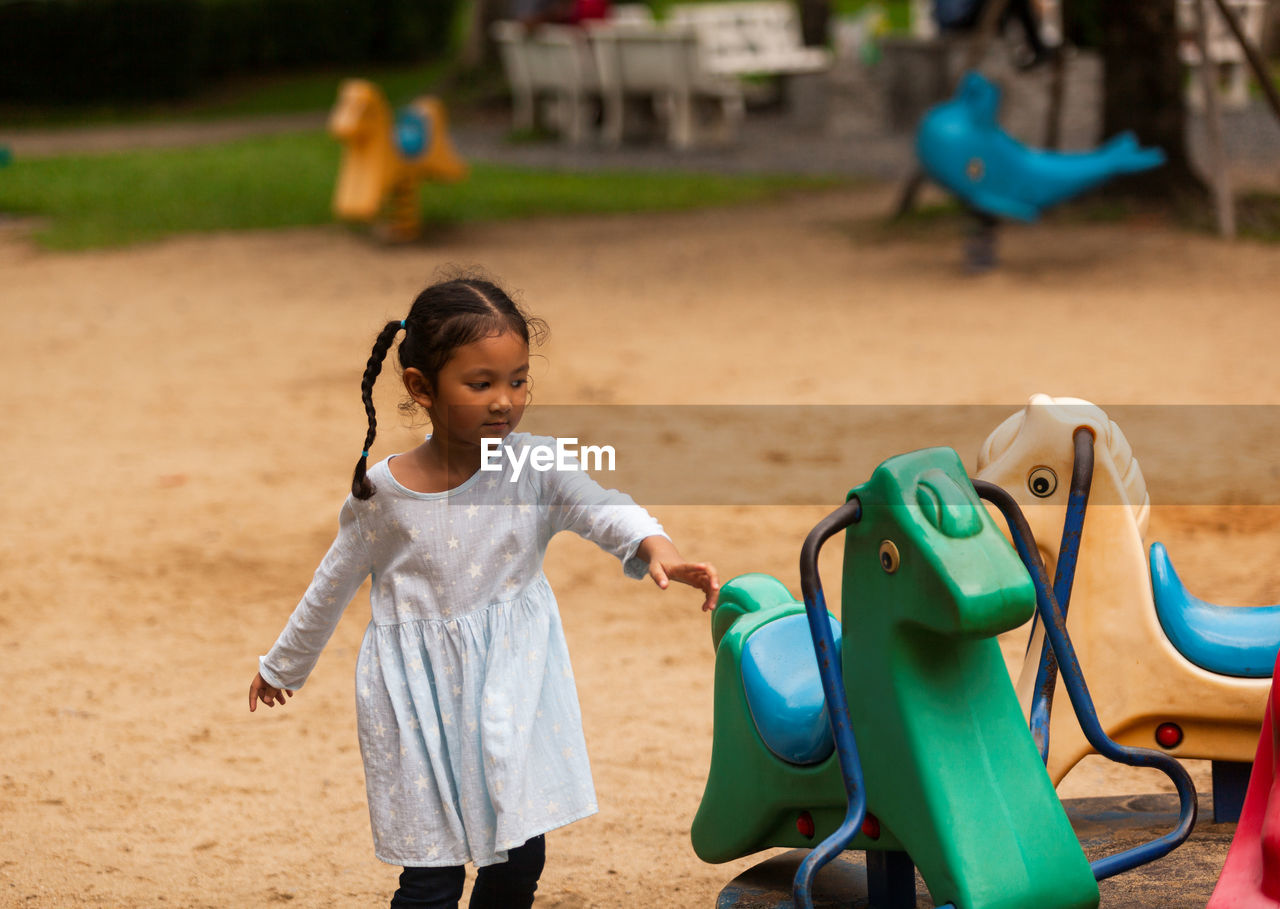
[862,813,881,840]
[1155,722,1183,749]
[796,811,815,839]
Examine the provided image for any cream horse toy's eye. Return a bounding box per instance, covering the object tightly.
[1028,466,1058,498]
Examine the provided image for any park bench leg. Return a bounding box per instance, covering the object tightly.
[669,89,694,150]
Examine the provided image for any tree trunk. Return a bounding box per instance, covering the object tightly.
[1265,0,1280,56]
[1100,0,1207,200]
[461,0,503,71]
[796,0,830,46]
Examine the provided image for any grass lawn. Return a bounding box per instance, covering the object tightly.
[0,130,844,250]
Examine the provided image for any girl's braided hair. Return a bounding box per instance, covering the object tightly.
[352,274,546,499]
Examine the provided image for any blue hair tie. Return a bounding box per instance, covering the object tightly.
[400,319,406,329]
[361,450,370,458]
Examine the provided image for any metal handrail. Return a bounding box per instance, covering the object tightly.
[974,479,1198,879]
[791,497,868,909]
[1028,426,1095,761]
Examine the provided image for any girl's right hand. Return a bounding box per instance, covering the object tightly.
[248,671,294,712]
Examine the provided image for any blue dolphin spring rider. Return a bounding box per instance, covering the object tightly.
[915,70,1166,268]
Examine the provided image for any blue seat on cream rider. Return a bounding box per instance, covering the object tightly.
[1150,541,1280,679]
[741,612,841,765]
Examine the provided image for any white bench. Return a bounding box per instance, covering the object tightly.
[492,9,746,148]
[1178,0,1268,109]
[491,21,604,144]
[666,2,832,78]
[588,23,745,148]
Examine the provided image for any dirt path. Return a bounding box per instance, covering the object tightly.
[3,186,1280,906]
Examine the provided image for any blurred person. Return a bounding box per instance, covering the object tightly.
[511,0,611,28]
[935,0,1051,68]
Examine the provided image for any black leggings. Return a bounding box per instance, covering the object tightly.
[390,836,546,909]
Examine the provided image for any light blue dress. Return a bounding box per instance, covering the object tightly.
[258,433,666,868]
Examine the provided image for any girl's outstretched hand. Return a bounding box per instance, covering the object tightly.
[248,671,294,712]
[639,536,720,612]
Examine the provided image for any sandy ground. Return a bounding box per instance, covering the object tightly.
[4,185,1280,907]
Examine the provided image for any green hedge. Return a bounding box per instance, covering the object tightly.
[0,0,462,102]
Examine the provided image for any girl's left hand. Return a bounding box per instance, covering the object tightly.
[651,560,721,612]
[639,535,720,611]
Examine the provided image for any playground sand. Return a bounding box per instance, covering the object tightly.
[4,184,1280,907]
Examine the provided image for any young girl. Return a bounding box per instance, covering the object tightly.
[248,275,719,909]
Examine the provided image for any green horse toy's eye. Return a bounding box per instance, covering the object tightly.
[1028,466,1058,498]
[879,540,900,574]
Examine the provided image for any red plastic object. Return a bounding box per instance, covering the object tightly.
[796,811,815,839]
[1156,722,1184,749]
[862,813,881,840]
[1208,652,1280,907]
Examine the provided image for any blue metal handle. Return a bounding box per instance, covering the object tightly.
[790,496,960,909]
[1029,426,1095,762]
[792,498,867,909]
[974,480,1198,880]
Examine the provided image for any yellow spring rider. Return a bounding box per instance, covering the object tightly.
[328,79,467,240]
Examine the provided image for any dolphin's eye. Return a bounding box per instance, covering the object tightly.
[1028,467,1058,498]
[879,540,900,574]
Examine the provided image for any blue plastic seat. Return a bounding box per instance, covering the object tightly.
[394,107,432,158]
[741,613,841,765]
[1150,541,1280,679]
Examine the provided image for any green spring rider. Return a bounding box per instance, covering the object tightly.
[691,447,1099,909]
